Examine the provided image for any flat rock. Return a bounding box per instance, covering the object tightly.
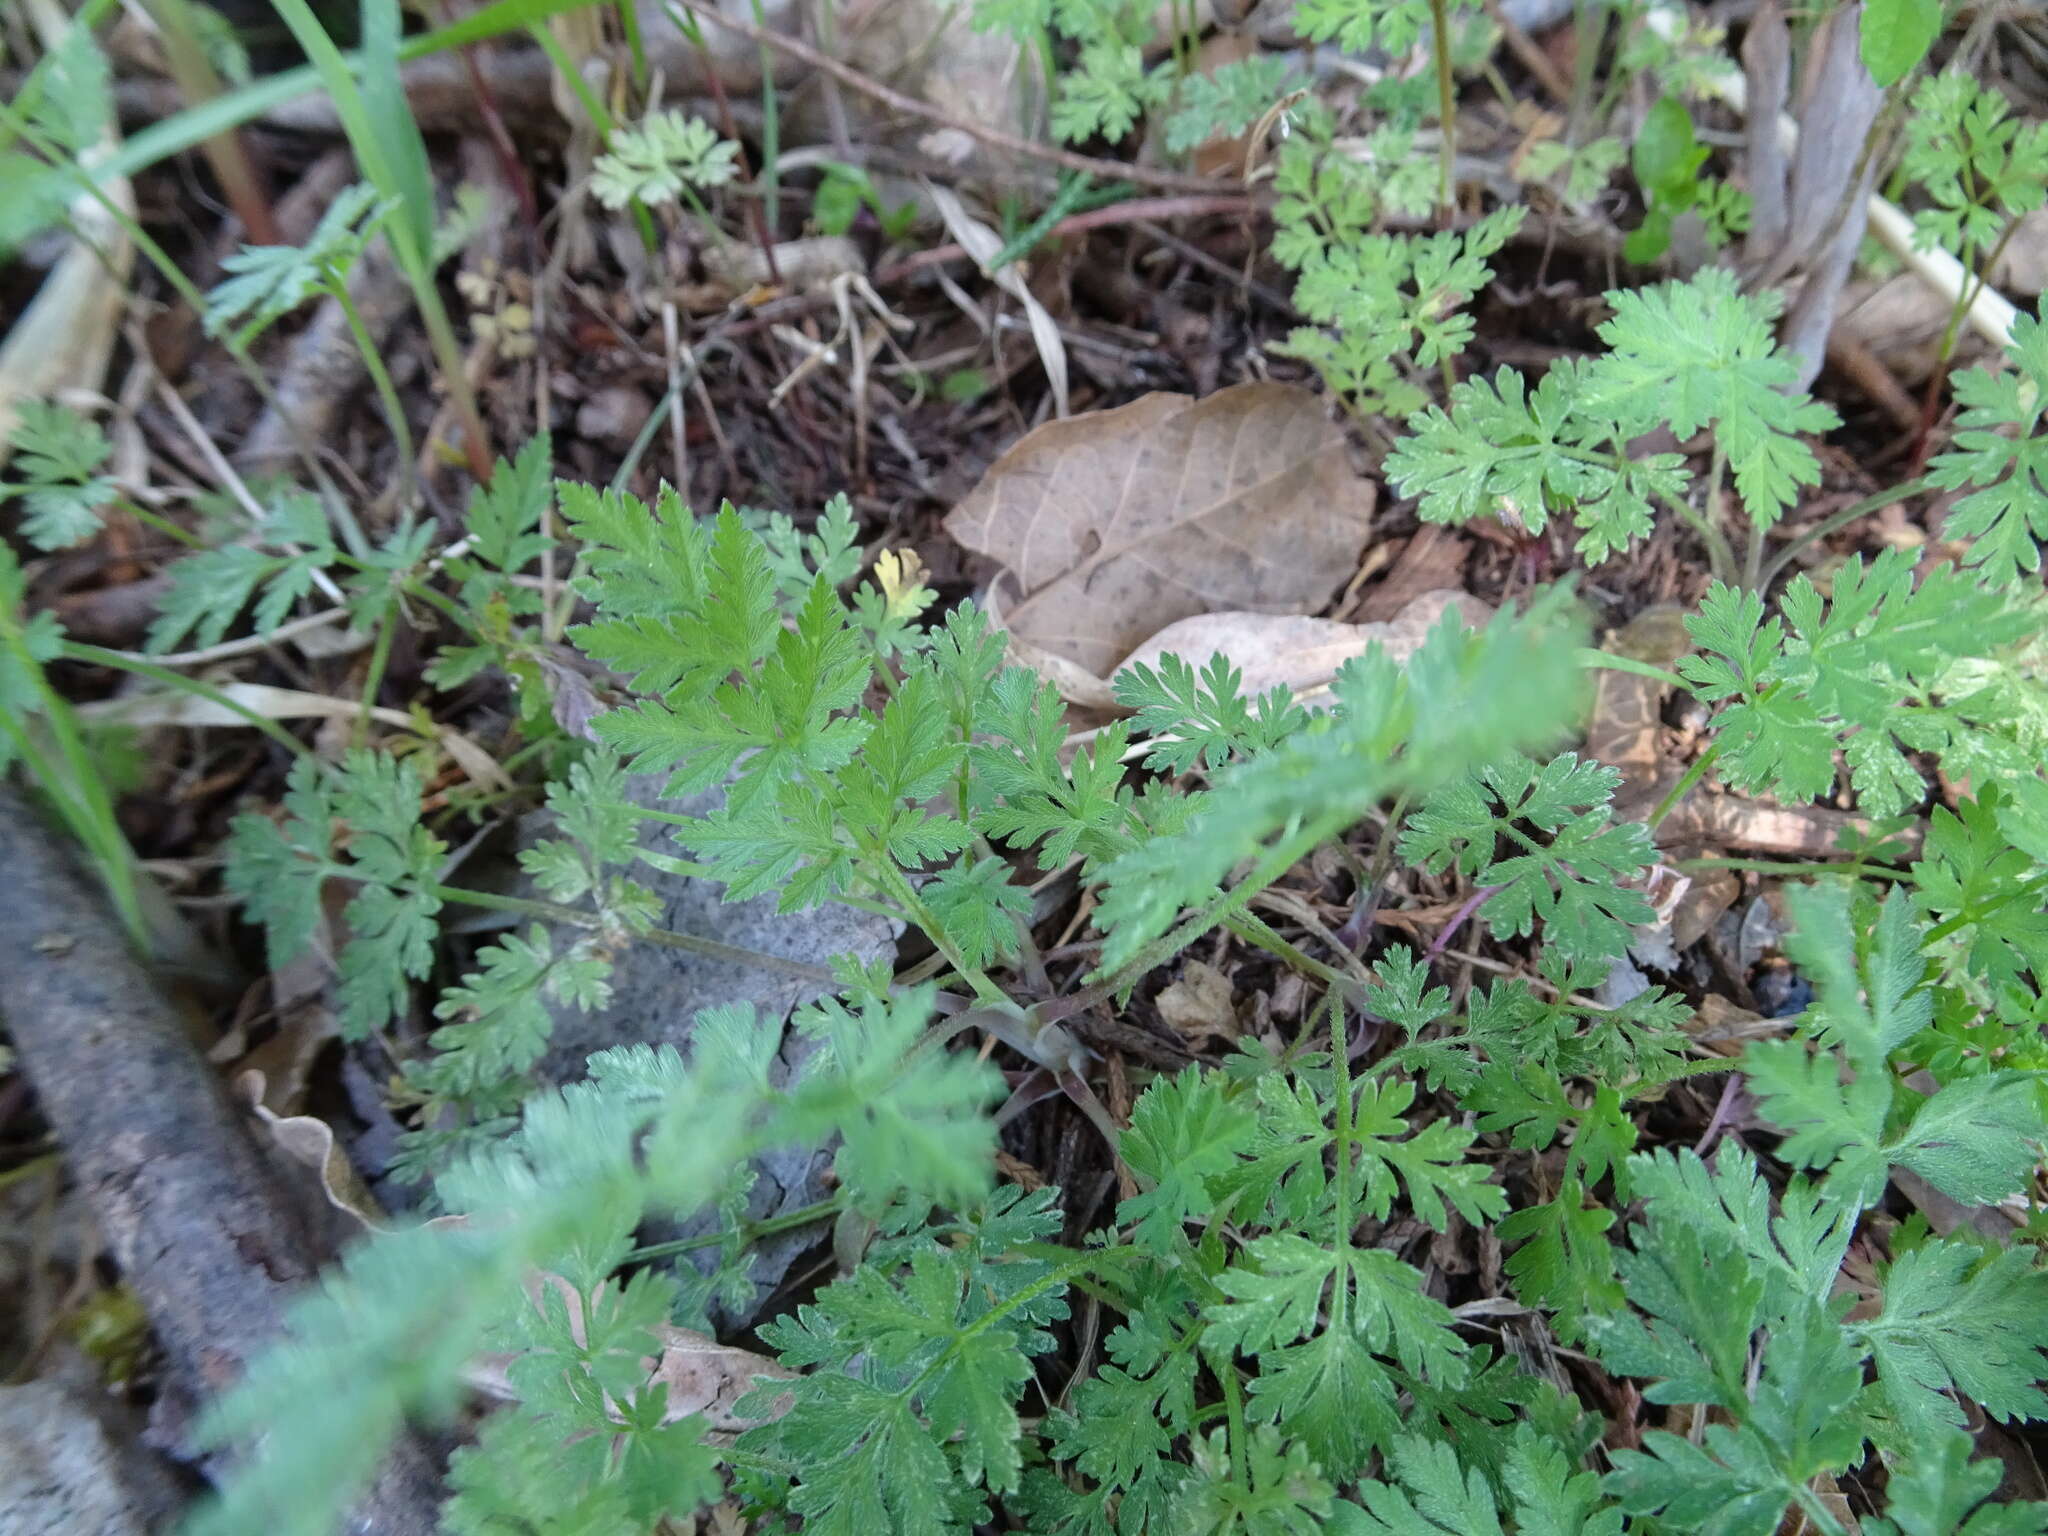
[522,773,902,1327]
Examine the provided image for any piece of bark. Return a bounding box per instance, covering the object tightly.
[47,574,172,647]
[1741,0,1790,266]
[1768,3,1885,389]
[0,788,444,1535]
[238,246,411,474]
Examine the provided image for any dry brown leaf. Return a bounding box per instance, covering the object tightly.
[945,381,1374,678]
[1156,961,1238,1046]
[1670,865,1741,951]
[984,579,1120,710]
[645,1327,798,1433]
[236,1069,389,1234]
[1113,591,1487,704]
[702,236,864,297]
[1687,993,1777,1057]
[467,1275,797,1439]
[1587,605,1692,816]
[1354,525,1470,623]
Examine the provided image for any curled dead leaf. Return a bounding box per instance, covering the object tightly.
[1112,590,1490,705]
[466,1272,798,1440]
[77,682,512,792]
[983,578,1119,710]
[236,1069,388,1234]
[702,235,864,297]
[645,1325,798,1433]
[945,381,1374,679]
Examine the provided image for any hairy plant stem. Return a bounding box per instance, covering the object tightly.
[1759,475,1936,589]
[115,496,204,549]
[1575,646,1690,691]
[1229,909,1370,987]
[1324,987,1359,1354]
[1645,744,1720,833]
[876,861,1004,1005]
[1428,0,1459,219]
[429,883,847,986]
[1154,815,1357,985]
[1924,905,1995,946]
[354,606,398,745]
[1219,1350,1251,1486]
[1656,489,1738,587]
[625,1194,846,1262]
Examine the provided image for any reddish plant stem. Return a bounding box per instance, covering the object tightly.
[1425,883,1503,964]
[438,1,542,244]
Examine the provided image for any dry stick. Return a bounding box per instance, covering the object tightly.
[876,195,1260,283]
[707,195,1259,348]
[664,0,1248,198]
[1483,0,1573,105]
[1646,4,2016,350]
[0,788,444,1534]
[140,0,282,245]
[669,2,785,288]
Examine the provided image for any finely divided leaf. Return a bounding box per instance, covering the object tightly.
[1583,268,1838,526]
[1117,1068,1258,1250]
[1930,313,2048,586]
[1854,1241,2048,1438]
[1399,752,1655,967]
[2,400,118,551]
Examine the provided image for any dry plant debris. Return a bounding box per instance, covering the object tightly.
[946,380,1375,677]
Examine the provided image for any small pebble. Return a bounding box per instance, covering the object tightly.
[1751,961,1813,1019]
[575,385,653,449]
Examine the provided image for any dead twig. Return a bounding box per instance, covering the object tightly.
[663,0,1247,197]
[0,787,445,1531]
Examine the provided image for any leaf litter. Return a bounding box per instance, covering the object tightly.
[946,380,1375,677]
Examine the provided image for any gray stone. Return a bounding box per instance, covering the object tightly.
[525,773,903,1327]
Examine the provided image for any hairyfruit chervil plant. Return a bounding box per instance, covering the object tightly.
[7,7,2046,1535]
[180,409,2048,1534]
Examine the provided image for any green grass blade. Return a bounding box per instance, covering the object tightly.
[358,0,437,267]
[265,0,386,183]
[101,0,602,185]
